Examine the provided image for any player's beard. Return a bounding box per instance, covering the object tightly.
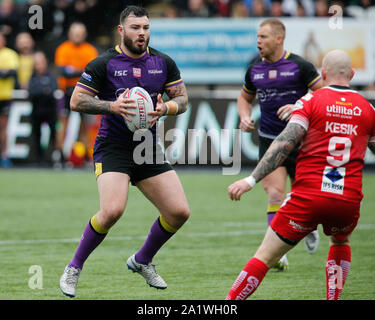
[123,35,149,56]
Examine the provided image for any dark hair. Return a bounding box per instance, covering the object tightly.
[119,5,149,25]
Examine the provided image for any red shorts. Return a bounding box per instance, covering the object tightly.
[270,192,360,245]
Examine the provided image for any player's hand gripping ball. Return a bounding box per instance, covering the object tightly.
[125,87,154,132]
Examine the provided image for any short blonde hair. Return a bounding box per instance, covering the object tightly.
[260,19,286,40]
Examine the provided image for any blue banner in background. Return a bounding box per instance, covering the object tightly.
[150,18,258,84]
[150,18,375,85]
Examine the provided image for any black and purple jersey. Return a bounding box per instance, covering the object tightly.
[76,45,183,143]
[243,50,321,139]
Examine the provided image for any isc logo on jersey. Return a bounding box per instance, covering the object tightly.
[125,87,154,132]
[114,70,128,77]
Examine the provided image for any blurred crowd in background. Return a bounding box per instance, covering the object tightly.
[1,1,375,54]
[1,0,375,168]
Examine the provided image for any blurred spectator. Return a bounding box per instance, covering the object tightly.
[28,51,58,166]
[209,0,235,17]
[282,0,296,15]
[315,0,330,16]
[251,0,269,16]
[171,0,189,14]
[314,0,353,18]
[187,0,211,17]
[0,32,19,168]
[163,3,182,18]
[331,1,354,17]
[15,32,35,89]
[53,0,74,38]
[296,0,307,16]
[349,0,375,8]
[52,0,99,43]
[54,22,98,167]
[64,0,99,42]
[242,0,272,13]
[231,0,250,17]
[270,0,288,16]
[0,0,21,47]
[282,0,314,16]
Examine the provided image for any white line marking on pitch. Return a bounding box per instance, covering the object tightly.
[0,224,373,246]
[0,230,264,246]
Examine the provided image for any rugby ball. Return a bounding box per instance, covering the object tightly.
[125,87,154,132]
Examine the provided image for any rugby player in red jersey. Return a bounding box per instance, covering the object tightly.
[238,19,323,269]
[226,49,375,300]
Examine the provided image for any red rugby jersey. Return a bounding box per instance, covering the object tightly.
[289,85,375,202]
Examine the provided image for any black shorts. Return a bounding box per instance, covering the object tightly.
[93,136,173,185]
[258,135,299,180]
[0,100,11,115]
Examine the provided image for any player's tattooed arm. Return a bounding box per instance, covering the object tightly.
[251,123,306,183]
[71,87,135,120]
[70,86,111,114]
[75,93,111,114]
[368,141,375,154]
[165,83,188,115]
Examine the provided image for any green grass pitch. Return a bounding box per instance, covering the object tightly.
[0,168,374,300]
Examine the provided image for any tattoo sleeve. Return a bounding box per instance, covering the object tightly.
[251,123,306,183]
[75,93,111,115]
[165,83,188,115]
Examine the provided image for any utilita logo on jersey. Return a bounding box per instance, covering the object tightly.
[326,99,362,119]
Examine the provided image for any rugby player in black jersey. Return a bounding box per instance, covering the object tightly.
[60,6,190,297]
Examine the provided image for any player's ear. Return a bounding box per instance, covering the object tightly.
[321,68,327,81]
[350,68,355,81]
[276,34,283,45]
[117,24,123,35]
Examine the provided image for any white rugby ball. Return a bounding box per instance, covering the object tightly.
[125,87,154,132]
